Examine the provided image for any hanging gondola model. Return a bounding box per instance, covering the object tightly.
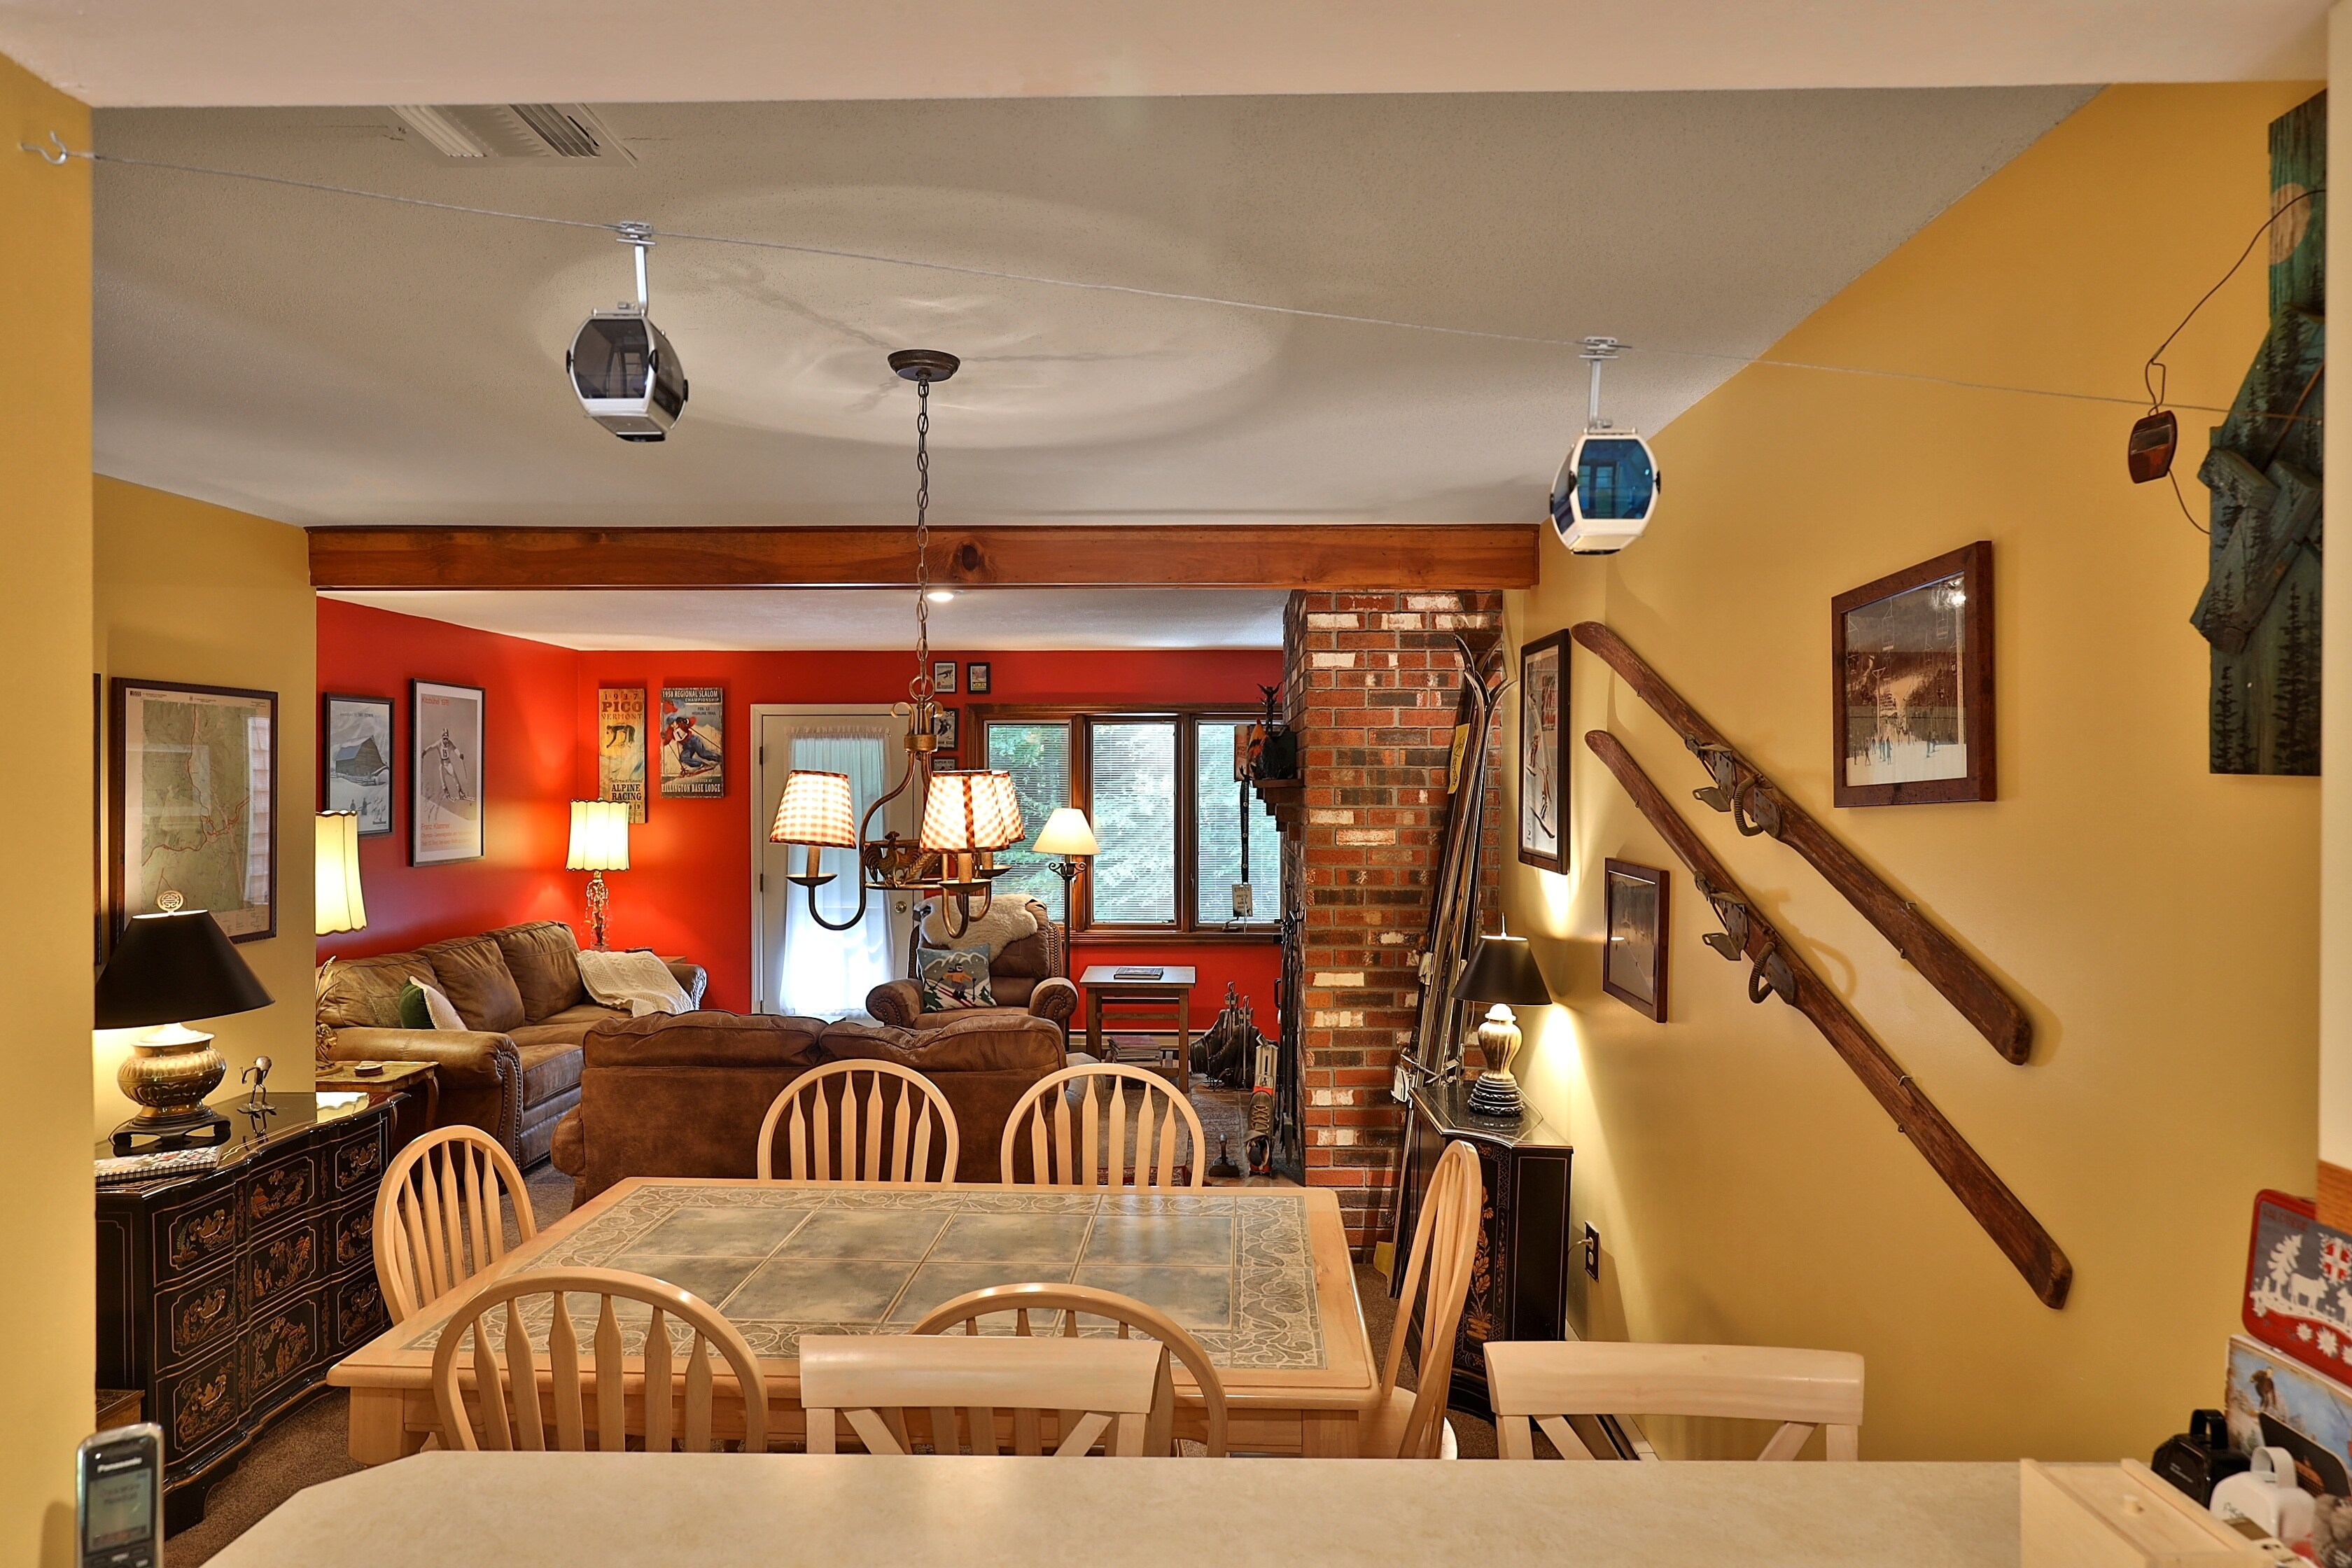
[1550,337,1660,554]
[568,223,690,442]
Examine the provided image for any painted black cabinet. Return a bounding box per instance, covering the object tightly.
[1392,1079,1574,1422]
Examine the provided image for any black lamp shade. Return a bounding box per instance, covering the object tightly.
[94,910,274,1029]
[1458,934,1552,1008]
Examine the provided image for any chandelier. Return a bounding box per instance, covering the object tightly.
[767,349,1025,939]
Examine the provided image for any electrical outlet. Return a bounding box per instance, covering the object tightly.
[1583,1223,1601,1281]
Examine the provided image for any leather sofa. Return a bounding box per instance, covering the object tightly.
[550,1008,1067,1205]
[316,920,707,1168]
[864,897,1079,1036]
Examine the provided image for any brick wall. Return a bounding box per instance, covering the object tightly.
[1282,590,1503,1251]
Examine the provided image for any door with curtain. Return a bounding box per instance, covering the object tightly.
[750,708,917,1017]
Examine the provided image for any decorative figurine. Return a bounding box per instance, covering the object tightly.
[240,1055,274,1115]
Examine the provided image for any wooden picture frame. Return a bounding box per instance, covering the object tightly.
[321,692,396,836]
[411,679,486,866]
[658,685,724,799]
[597,685,648,823]
[1832,540,1995,807]
[967,662,992,694]
[1516,631,1569,872]
[109,678,279,944]
[1601,859,1669,1021]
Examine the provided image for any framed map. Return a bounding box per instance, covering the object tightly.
[412,680,484,866]
[109,678,277,945]
[659,686,724,799]
[323,692,394,835]
[598,686,648,822]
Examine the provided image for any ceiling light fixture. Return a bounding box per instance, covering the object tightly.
[768,350,1022,941]
[1550,336,1660,555]
[926,589,956,603]
[567,222,689,442]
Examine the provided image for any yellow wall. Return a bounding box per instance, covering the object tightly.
[1,48,94,1568]
[1504,83,2323,1461]
[94,479,318,1140]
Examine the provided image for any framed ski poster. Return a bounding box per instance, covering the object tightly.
[598,685,648,823]
[1518,631,1567,872]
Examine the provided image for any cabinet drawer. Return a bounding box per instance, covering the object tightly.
[331,1272,388,1354]
[162,1343,241,1460]
[245,1292,323,1404]
[243,1149,321,1235]
[244,1215,326,1312]
[156,1264,239,1366]
[330,1121,385,1193]
[156,1188,240,1280]
[330,1195,377,1274]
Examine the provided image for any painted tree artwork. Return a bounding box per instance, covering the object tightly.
[2194,92,2325,775]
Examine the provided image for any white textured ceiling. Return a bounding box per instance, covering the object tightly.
[1,1,2323,107]
[93,89,2092,530]
[326,589,1288,650]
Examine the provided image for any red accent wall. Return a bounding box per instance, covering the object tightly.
[315,598,580,959]
[317,606,1281,1023]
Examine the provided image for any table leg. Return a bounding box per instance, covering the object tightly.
[1087,993,1102,1062]
[1176,989,1191,1093]
[1301,1410,1361,1458]
[348,1388,416,1465]
[422,1068,440,1130]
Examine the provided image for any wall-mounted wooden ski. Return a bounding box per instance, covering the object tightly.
[1571,622,2031,1065]
[1586,729,2071,1309]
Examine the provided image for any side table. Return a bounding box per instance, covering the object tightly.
[316,1059,438,1147]
[1077,965,1198,1092]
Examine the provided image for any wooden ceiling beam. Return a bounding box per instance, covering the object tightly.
[307,524,1541,592]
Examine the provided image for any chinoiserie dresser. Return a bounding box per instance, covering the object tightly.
[96,1092,398,1530]
[1392,1079,1574,1422]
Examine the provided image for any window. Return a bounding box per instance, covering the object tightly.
[980,708,1282,937]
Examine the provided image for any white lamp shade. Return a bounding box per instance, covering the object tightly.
[1032,806,1099,858]
[314,811,368,935]
[567,800,631,872]
[920,770,1026,853]
[770,769,858,847]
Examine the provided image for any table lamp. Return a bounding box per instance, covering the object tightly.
[568,800,631,950]
[1030,807,1098,978]
[314,811,370,1065]
[96,908,275,1151]
[1458,932,1553,1118]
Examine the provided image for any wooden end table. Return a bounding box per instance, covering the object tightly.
[316,1059,440,1146]
[1078,965,1198,1092]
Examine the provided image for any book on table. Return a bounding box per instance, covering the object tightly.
[1112,967,1166,981]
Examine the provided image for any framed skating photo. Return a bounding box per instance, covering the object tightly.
[322,692,394,836]
[412,679,484,865]
[1832,541,1994,807]
[1517,631,1568,872]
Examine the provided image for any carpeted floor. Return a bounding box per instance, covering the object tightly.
[166,1092,1491,1563]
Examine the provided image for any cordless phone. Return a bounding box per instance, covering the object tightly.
[78,1424,164,1568]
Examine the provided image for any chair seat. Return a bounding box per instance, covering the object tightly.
[1359,1385,1459,1460]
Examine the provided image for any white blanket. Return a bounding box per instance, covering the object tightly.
[920,897,1037,960]
[575,948,694,1018]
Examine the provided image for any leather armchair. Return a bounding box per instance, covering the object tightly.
[325,1028,521,1152]
[864,898,1079,1035]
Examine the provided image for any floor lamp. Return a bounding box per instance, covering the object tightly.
[1031,808,1098,978]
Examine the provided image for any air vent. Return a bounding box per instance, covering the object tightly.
[388,104,634,164]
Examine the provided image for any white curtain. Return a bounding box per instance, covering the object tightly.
[778,727,895,1018]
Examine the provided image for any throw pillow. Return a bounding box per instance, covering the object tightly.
[917,948,996,1012]
[397,978,466,1032]
[575,947,694,1018]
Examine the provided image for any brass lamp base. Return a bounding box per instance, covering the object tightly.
[113,1023,232,1152]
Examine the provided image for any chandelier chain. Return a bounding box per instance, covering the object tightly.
[912,376,932,708]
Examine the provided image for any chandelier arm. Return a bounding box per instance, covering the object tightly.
[797,874,874,933]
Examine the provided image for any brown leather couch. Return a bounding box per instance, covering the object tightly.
[550,1008,1067,1205]
[864,897,1079,1035]
[316,920,707,1168]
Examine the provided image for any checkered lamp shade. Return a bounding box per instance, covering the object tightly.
[770,770,859,847]
[919,769,1025,852]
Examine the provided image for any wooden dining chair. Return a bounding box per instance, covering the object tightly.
[375,1124,538,1324]
[756,1060,960,1183]
[1364,1138,1483,1460]
[1000,1063,1206,1188]
[913,1282,1229,1456]
[430,1266,768,1453]
[799,1333,1162,1457]
[1484,1340,1865,1461]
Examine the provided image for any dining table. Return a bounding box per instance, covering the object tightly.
[208,1450,2024,1567]
[330,1176,1377,1460]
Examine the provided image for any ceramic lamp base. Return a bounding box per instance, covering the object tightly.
[1466,1070,1524,1119]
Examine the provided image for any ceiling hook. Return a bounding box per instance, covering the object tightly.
[20,131,70,166]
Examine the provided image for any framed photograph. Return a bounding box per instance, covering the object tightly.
[322,692,395,836]
[659,685,724,799]
[934,706,960,755]
[1832,540,1994,807]
[109,678,278,944]
[932,659,958,696]
[967,662,992,694]
[1516,631,1568,872]
[598,685,648,823]
[412,680,484,865]
[1602,859,1670,1021]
